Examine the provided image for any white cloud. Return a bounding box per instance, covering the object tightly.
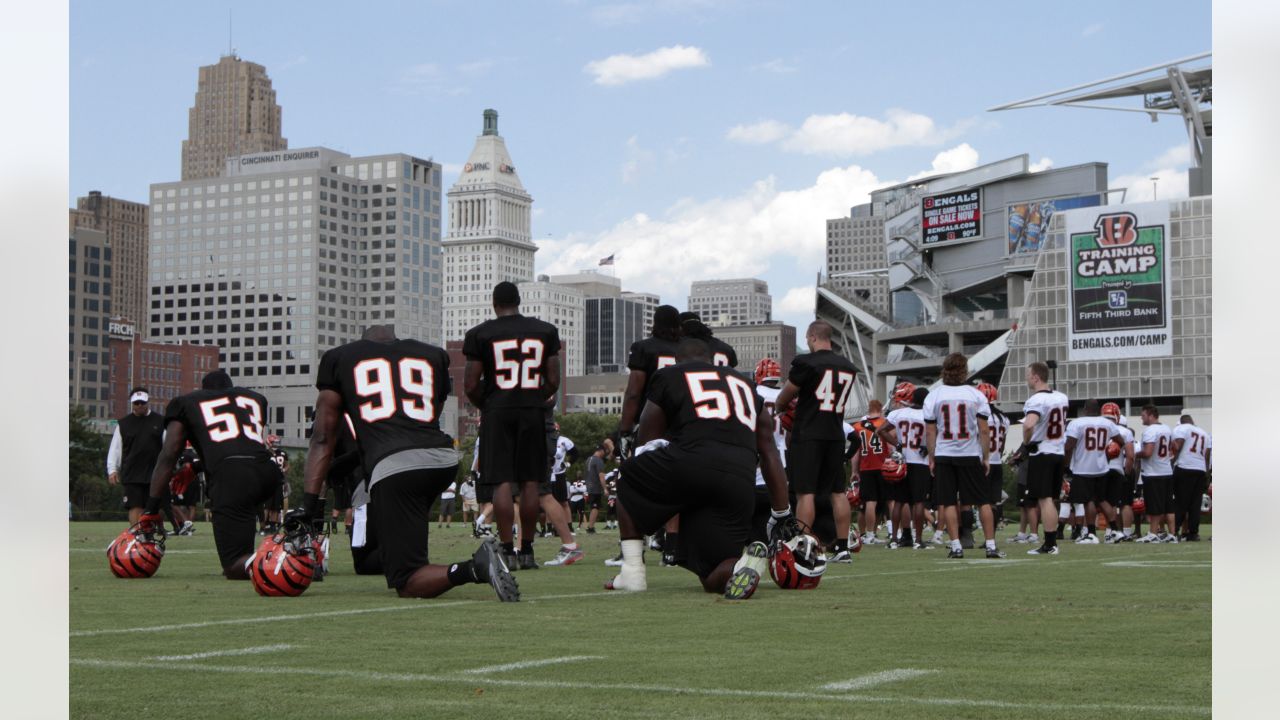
[726,120,792,145]
[1029,156,1054,172]
[278,54,309,70]
[538,164,886,309]
[620,135,654,183]
[906,143,981,181]
[751,58,797,74]
[778,286,816,314]
[1109,145,1192,203]
[1082,22,1104,37]
[729,110,971,157]
[584,45,710,86]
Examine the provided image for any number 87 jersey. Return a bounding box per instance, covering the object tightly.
[316,338,455,477]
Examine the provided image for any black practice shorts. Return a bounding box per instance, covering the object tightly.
[569,498,585,516]
[181,478,204,506]
[906,464,932,505]
[1142,475,1174,516]
[619,441,755,579]
[859,469,885,504]
[264,482,285,512]
[886,470,911,504]
[1068,474,1103,504]
[551,472,568,503]
[932,456,987,506]
[207,458,283,572]
[479,407,550,492]
[988,464,1004,506]
[788,438,846,496]
[331,478,356,512]
[1104,469,1131,507]
[121,483,150,510]
[369,466,457,590]
[1026,454,1065,500]
[587,492,605,510]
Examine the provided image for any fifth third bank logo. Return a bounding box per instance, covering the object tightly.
[1108,290,1128,309]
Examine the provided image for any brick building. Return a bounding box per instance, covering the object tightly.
[106,318,220,419]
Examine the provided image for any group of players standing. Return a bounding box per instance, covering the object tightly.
[113,280,1211,603]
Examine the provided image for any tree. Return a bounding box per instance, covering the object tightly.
[69,405,117,517]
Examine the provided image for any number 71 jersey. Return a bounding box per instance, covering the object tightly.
[787,350,858,442]
[316,339,455,476]
[463,314,563,409]
[164,387,273,476]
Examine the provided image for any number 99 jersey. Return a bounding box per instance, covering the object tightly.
[164,387,273,477]
[647,362,761,452]
[463,314,563,409]
[316,339,454,477]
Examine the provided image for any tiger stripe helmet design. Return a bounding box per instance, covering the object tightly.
[250,530,318,597]
[768,534,827,590]
[106,523,165,578]
[754,358,782,385]
[1101,402,1122,420]
[893,381,916,407]
[976,382,998,403]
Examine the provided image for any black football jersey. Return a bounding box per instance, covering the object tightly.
[164,387,274,477]
[271,448,289,473]
[462,314,562,409]
[646,362,761,452]
[787,350,858,442]
[706,336,739,369]
[627,336,681,397]
[316,338,454,477]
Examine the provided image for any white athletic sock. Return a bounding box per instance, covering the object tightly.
[951,539,962,552]
[1124,527,1134,536]
[621,539,645,569]
[1058,504,1071,520]
[886,520,894,536]
[564,542,579,551]
[985,539,996,550]
[1073,503,1085,515]
[476,513,487,526]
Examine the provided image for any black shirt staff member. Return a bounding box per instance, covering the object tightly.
[107,387,166,526]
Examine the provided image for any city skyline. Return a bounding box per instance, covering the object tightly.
[71,1,1210,331]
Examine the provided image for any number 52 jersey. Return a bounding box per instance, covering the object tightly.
[316,338,454,477]
[164,386,273,477]
[463,314,562,409]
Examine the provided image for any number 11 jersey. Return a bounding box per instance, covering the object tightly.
[463,314,562,409]
[316,338,454,477]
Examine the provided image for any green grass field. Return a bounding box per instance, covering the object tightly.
[70,521,1211,719]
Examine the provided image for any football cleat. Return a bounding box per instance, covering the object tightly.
[985,547,1006,559]
[1009,532,1030,543]
[724,542,769,600]
[544,546,584,566]
[472,538,520,602]
[605,564,647,592]
[604,553,625,567]
[106,521,166,578]
[947,548,964,559]
[517,552,540,571]
[1135,533,1160,543]
[660,552,679,567]
[861,533,880,545]
[913,542,933,551]
[830,549,852,564]
[769,534,827,589]
[1027,545,1059,555]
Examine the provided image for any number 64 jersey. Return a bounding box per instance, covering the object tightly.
[164,386,274,477]
[316,338,454,477]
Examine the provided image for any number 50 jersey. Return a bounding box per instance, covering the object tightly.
[647,362,762,452]
[164,387,273,477]
[316,338,454,477]
[463,314,562,409]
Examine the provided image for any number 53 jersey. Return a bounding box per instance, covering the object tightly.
[316,338,454,477]
[164,386,274,477]
[463,314,562,409]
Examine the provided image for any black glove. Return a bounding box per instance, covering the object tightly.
[1025,440,1041,454]
[619,431,637,459]
[766,508,801,545]
[282,507,311,534]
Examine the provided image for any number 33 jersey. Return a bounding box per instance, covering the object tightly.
[164,387,273,476]
[316,338,454,476]
[463,314,562,409]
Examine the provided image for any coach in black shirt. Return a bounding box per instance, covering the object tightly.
[107,387,166,525]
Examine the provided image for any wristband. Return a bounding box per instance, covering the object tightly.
[303,492,321,518]
[771,506,792,519]
[144,496,163,515]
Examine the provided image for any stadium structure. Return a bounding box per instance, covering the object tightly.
[817,53,1212,427]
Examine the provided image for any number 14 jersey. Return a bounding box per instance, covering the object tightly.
[316,338,454,477]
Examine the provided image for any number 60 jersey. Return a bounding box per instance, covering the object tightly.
[316,338,454,477]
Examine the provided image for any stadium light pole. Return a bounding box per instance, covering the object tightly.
[1150,177,1159,200]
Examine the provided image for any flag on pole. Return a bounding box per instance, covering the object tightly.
[599,254,615,266]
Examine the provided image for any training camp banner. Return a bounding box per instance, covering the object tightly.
[1065,201,1172,361]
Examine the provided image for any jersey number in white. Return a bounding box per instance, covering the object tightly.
[685,371,758,431]
[815,370,855,413]
[199,396,265,444]
[493,339,545,390]
[354,357,436,423]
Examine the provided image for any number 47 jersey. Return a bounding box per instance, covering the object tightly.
[787,350,858,442]
[164,386,273,476]
[316,338,454,477]
[463,314,562,409]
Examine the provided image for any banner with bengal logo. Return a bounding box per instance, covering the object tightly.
[1064,202,1172,360]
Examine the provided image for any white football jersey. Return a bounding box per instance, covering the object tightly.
[1023,389,1070,456]
[754,384,788,486]
[1172,423,1211,472]
[552,435,576,475]
[1140,424,1174,476]
[1066,416,1119,476]
[885,407,928,465]
[1107,422,1135,473]
[922,384,990,458]
[987,411,1009,465]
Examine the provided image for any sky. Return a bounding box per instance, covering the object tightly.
[70,0,1211,331]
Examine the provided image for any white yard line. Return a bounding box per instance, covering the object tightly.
[151,644,295,662]
[68,658,1210,716]
[460,656,604,675]
[820,668,937,691]
[70,590,617,638]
